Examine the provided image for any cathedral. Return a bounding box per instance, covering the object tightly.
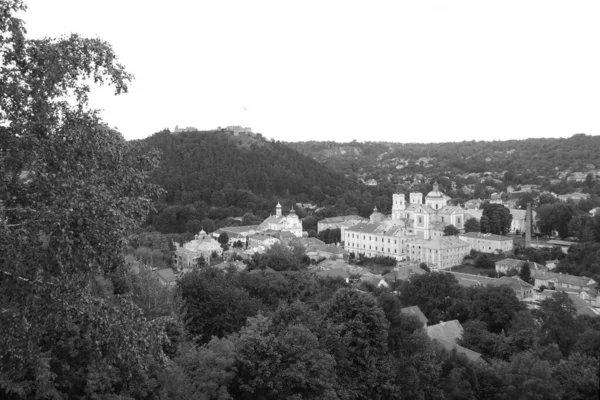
[391,182,465,239]
[257,202,303,237]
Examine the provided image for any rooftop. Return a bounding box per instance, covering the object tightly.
[426,320,464,345]
[460,232,513,242]
[400,306,428,326]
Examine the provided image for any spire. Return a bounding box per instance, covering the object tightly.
[276,201,282,217]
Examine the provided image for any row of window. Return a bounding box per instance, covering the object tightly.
[346,233,398,244]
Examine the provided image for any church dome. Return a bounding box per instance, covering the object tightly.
[426,181,444,198]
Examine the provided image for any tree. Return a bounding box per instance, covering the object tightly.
[481,203,513,235]
[178,268,262,344]
[519,262,532,283]
[1,3,166,397]
[469,285,524,333]
[537,203,576,239]
[464,217,481,233]
[539,291,580,355]
[443,224,459,236]
[400,272,463,324]
[218,232,230,245]
[230,315,338,400]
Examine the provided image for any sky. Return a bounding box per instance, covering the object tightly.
[20,0,600,143]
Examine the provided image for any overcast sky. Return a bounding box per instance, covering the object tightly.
[21,0,600,143]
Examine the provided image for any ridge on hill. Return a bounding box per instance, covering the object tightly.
[286,134,600,184]
[133,129,379,234]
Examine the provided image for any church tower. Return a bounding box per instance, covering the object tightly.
[410,192,423,205]
[276,201,282,217]
[392,193,406,220]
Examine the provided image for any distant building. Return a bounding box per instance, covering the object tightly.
[534,272,597,293]
[344,221,414,260]
[247,234,280,249]
[156,268,178,286]
[174,230,222,269]
[257,202,303,237]
[224,125,252,135]
[318,215,367,233]
[558,192,591,203]
[495,258,527,275]
[172,125,198,133]
[459,232,513,253]
[489,276,534,300]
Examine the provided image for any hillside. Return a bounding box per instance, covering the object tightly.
[134,130,379,234]
[286,134,600,186]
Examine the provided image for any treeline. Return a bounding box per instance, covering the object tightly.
[287,134,600,183]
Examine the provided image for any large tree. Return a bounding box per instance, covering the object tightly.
[0,2,166,397]
[480,203,513,235]
[463,217,481,233]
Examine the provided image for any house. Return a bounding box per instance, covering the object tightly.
[318,245,346,259]
[156,268,177,286]
[464,199,483,210]
[365,179,378,186]
[459,232,513,253]
[495,258,527,275]
[489,276,534,300]
[589,207,600,217]
[534,291,599,316]
[534,272,597,293]
[360,275,389,288]
[247,234,280,249]
[509,209,536,234]
[400,306,428,327]
[528,262,549,276]
[317,215,367,233]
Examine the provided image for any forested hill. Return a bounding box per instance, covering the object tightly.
[286,134,600,182]
[134,129,368,233]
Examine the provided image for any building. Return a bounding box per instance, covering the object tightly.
[558,192,591,203]
[344,221,414,260]
[546,239,577,253]
[459,232,513,253]
[257,202,303,237]
[317,215,367,233]
[318,245,346,259]
[247,234,280,249]
[224,125,252,135]
[489,276,534,300]
[174,230,222,269]
[534,272,597,293]
[406,236,470,271]
[495,258,527,275]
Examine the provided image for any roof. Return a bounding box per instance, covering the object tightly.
[386,264,426,281]
[157,268,177,284]
[460,232,513,242]
[248,234,278,242]
[450,272,498,287]
[489,276,533,291]
[316,268,350,279]
[434,338,483,363]
[420,236,470,250]
[320,245,345,255]
[345,222,409,237]
[426,320,464,345]
[547,239,577,247]
[217,225,259,234]
[566,292,598,317]
[534,271,597,287]
[319,215,366,224]
[401,306,428,326]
